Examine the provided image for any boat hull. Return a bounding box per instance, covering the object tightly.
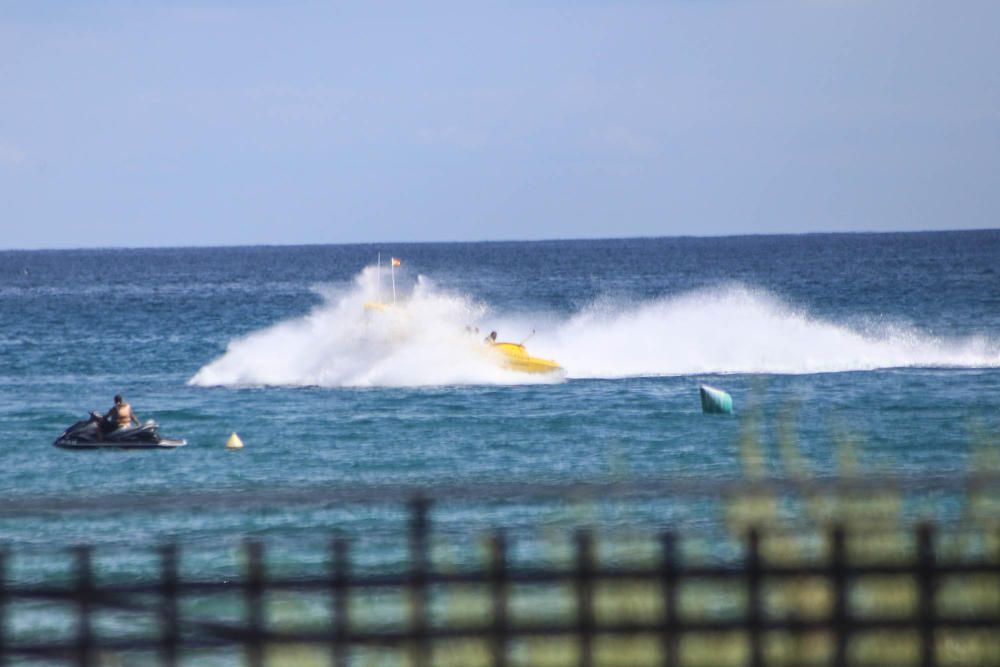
[492,342,562,374]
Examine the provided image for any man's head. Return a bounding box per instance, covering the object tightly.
[114,394,123,405]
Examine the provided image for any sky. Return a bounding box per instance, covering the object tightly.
[1,1,998,249]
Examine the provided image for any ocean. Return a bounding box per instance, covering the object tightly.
[1,231,999,553]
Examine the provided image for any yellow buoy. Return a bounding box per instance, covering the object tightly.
[226,432,244,449]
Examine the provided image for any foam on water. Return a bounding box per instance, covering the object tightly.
[189,270,1000,387]
[547,285,1000,377]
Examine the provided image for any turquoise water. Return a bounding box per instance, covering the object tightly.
[1,232,999,551]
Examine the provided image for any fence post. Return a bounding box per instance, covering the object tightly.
[244,540,265,667]
[489,531,508,667]
[0,548,6,667]
[159,543,180,667]
[660,532,678,667]
[409,496,431,667]
[831,526,848,667]
[331,536,350,667]
[73,545,94,667]
[747,528,763,667]
[917,524,936,667]
[575,530,594,667]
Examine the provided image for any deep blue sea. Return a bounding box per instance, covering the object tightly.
[1,232,999,556]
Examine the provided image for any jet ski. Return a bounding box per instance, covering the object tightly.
[54,412,187,450]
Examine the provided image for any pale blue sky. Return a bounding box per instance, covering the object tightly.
[2,1,998,249]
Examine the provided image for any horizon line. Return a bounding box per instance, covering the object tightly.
[2,226,998,254]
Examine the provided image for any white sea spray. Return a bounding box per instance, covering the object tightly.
[189,268,1000,387]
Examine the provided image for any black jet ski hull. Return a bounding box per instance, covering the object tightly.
[54,437,187,450]
[53,416,187,450]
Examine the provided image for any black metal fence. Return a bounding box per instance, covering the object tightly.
[4,476,1000,667]
[2,492,1000,667]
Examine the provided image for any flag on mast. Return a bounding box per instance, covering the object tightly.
[390,257,399,303]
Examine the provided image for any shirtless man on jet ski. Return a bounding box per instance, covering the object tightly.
[94,394,140,441]
[55,396,185,449]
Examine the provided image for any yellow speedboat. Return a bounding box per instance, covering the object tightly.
[490,341,562,374]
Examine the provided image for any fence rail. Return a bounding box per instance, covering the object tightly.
[1,495,1000,666]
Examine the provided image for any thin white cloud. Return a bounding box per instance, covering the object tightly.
[416,125,489,151]
[247,85,358,126]
[0,139,27,168]
[590,125,660,159]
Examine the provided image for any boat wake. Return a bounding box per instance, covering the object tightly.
[188,268,1000,387]
[550,286,1000,377]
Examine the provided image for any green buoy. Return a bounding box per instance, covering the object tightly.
[700,385,733,414]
